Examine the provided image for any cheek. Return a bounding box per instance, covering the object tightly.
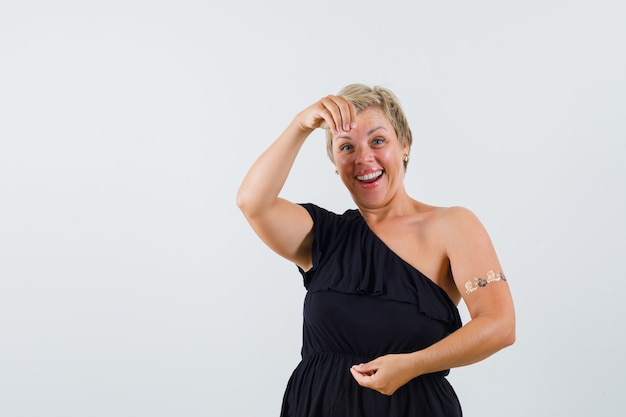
[336,157,353,171]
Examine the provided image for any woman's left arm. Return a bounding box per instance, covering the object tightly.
[350,207,515,395]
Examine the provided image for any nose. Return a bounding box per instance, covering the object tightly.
[355,146,374,164]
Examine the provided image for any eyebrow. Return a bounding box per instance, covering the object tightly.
[335,126,387,141]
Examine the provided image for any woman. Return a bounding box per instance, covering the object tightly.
[236,84,515,416]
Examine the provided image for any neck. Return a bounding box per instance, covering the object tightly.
[357,191,416,223]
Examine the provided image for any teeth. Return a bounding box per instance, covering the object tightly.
[357,171,383,181]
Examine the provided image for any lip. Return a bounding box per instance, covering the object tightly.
[356,170,383,181]
[355,169,384,189]
[356,167,383,178]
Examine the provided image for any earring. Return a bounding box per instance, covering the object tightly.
[403,154,409,162]
[335,169,339,175]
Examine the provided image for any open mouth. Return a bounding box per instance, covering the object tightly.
[356,170,384,184]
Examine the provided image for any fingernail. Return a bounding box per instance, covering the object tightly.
[344,124,350,131]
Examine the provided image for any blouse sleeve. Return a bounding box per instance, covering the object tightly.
[297,203,340,287]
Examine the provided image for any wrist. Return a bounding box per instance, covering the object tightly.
[286,118,315,141]
[406,350,428,378]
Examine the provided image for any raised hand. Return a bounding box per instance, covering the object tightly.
[296,95,357,133]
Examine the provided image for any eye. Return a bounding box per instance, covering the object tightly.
[372,137,385,146]
[339,143,353,151]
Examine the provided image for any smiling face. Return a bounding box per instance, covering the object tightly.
[332,106,409,210]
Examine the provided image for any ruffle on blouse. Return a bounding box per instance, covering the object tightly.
[299,204,461,332]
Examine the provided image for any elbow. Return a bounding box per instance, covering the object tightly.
[498,315,516,349]
[481,320,515,356]
[235,188,247,212]
[236,182,275,220]
[502,327,516,349]
[478,312,515,352]
[491,302,516,350]
[236,186,255,217]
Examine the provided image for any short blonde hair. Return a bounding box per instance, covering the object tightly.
[325,84,413,169]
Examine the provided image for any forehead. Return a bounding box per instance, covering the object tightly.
[355,106,391,126]
[333,106,394,140]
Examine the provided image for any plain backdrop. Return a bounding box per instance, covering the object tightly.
[1,1,625,416]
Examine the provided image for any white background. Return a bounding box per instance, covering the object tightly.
[1,1,624,416]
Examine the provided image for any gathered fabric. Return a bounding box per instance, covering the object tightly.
[280,204,463,417]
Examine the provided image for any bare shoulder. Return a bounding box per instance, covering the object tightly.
[404,202,474,232]
[428,205,486,234]
[431,205,479,220]
[416,205,493,259]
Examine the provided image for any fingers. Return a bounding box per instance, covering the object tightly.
[350,355,412,396]
[351,362,377,376]
[350,365,376,385]
[319,95,357,133]
[351,364,394,395]
[295,94,357,133]
[350,361,379,388]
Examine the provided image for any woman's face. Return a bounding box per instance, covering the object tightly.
[332,106,409,210]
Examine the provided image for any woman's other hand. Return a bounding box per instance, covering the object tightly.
[349,354,417,396]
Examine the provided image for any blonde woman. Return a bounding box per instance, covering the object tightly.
[237,84,515,417]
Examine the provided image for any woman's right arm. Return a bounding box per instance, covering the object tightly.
[236,95,356,270]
